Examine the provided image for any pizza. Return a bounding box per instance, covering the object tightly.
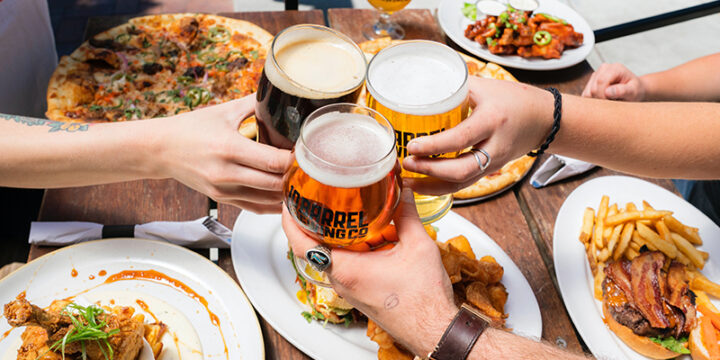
[359,38,535,199]
[46,14,272,131]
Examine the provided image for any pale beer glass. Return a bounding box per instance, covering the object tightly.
[366,41,469,224]
[363,0,411,40]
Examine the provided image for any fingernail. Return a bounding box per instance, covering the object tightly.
[607,87,616,97]
[407,139,421,153]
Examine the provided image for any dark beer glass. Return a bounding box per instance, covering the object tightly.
[255,24,367,149]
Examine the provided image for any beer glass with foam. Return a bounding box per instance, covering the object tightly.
[256,24,367,149]
[366,41,469,224]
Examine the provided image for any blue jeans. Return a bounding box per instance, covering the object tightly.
[673,179,720,226]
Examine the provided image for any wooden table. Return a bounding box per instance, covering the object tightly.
[27,8,678,360]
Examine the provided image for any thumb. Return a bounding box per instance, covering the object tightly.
[605,84,629,100]
[393,187,432,245]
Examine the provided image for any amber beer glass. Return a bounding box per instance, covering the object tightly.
[284,103,401,248]
[255,25,367,149]
[366,41,469,224]
[363,0,411,40]
[368,0,411,12]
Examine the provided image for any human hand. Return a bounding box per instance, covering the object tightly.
[153,94,292,213]
[581,63,646,101]
[283,187,458,356]
[401,76,553,195]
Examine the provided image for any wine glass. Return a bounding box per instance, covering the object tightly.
[362,0,411,40]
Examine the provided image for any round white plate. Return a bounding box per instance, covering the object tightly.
[0,239,263,360]
[231,210,542,360]
[437,0,595,70]
[553,176,720,359]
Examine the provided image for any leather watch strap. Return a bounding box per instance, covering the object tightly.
[428,304,490,360]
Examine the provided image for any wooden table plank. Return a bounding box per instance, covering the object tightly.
[328,7,584,352]
[213,10,326,360]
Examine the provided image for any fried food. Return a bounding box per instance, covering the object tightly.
[464,8,583,59]
[4,295,145,360]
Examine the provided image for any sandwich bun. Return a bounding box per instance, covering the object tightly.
[602,302,681,359]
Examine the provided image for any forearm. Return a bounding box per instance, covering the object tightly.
[641,53,720,102]
[0,113,163,188]
[469,328,589,360]
[550,95,720,179]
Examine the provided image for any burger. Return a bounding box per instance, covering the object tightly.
[289,249,356,326]
[602,250,699,358]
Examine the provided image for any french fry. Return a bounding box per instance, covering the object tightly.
[642,200,654,210]
[674,251,692,267]
[594,263,605,301]
[691,273,720,298]
[604,210,673,226]
[626,202,637,212]
[586,241,598,276]
[636,222,677,258]
[629,241,641,252]
[593,196,609,248]
[637,219,652,226]
[664,215,703,245]
[655,220,672,242]
[695,289,720,313]
[669,232,705,269]
[700,250,709,260]
[598,247,612,262]
[603,204,618,239]
[606,224,623,257]
[579,207,594,244]
[625,248,639,260]
[632,230,657,251]
[613,222,634,261]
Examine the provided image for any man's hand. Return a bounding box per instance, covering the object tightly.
[581,63,646,101]
[156,94,292,213]
[283,188,458,356]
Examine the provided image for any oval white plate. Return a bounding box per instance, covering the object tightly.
[231,210,542,360]
[437,0,595,70]
[0,239,263,360]
[553,176,720,359]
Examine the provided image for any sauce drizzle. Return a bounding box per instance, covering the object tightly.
[89,275,95,280]
[98,270,107,276]
[104,270,227,359]
[135,299,159,323]
[71,268,78,277]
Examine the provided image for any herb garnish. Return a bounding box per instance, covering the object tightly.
[45,303,119,360]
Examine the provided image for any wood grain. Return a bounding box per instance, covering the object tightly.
[329,8,445,43]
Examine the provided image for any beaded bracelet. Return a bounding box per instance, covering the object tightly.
[528,87,562,157]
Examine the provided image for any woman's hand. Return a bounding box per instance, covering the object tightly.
[581,63,646,101]
[401,76,553,195]
[282,188,458,356]
[154,94,292,213]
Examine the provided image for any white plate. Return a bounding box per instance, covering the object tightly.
[553,176,720,359]
[0,239,264,360]
[231,210,542,360]
[437,0,595,70]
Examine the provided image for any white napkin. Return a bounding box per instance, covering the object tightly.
[28,217,231,248]
[529,155,595,188]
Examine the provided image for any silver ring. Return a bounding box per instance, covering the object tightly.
[305,245,332,272]
[470,148,491,173]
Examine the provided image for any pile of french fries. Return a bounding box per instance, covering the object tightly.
[579,196,720,300]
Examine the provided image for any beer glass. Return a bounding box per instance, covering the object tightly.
[366,41,469,224]
[256,24,367,149]
[363,0,411,40]
[285,103,401,285]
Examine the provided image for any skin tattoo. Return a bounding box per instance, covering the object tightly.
[0,113,90,133]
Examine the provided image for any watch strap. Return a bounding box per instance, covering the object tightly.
[429,304,489,360]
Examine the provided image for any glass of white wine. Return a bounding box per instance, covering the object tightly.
[363,0,411,40]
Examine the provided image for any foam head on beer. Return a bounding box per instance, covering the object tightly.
[266,26,366,99]
[367,41,469,115]
[296,111,397,189]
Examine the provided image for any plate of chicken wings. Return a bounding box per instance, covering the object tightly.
[0,239,263,360]
[438,0,594,70]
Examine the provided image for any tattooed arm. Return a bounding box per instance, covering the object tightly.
[0,95,292,213]
[284,188,589,359]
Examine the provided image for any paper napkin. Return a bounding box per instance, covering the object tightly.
[529,155,595,188]
[28,216,231,248]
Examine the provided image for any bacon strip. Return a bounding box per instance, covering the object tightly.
[605,261,634,303]
[630,252,670,328]
[667,262,697,335]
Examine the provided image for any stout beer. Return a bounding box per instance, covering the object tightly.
[256,25,367,149]
[366,41,469,224]
[284,104,400,248]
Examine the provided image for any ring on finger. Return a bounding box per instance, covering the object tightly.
[306,245,332,272]
[470,148,491,173]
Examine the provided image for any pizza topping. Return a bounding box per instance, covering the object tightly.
[183,65,205,79]
[142,62,163,75]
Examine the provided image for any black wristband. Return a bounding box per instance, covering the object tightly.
[428,304,490,360]
[527,87,562,157]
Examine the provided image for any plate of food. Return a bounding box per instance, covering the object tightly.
[437,0,594,70]
[554,175,720,359]
[231,210,542,360]
[45,13,270,137]
[0,238,264,360]
[358,38,536,204]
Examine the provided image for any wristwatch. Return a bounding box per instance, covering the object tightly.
[428,304,491,360]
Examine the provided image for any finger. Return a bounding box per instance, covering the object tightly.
[581,71,597,97]
[406,110,492,157]
[281,206,323,256]
[393,188,434,245]
[212,185,284,204]
[226,94,257,123]
[213,164,285,191]
[404,175,482,196]
[402,151,486,183]
[224,199,283,214]
[605,84,629,100]
[230,138,293,174]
